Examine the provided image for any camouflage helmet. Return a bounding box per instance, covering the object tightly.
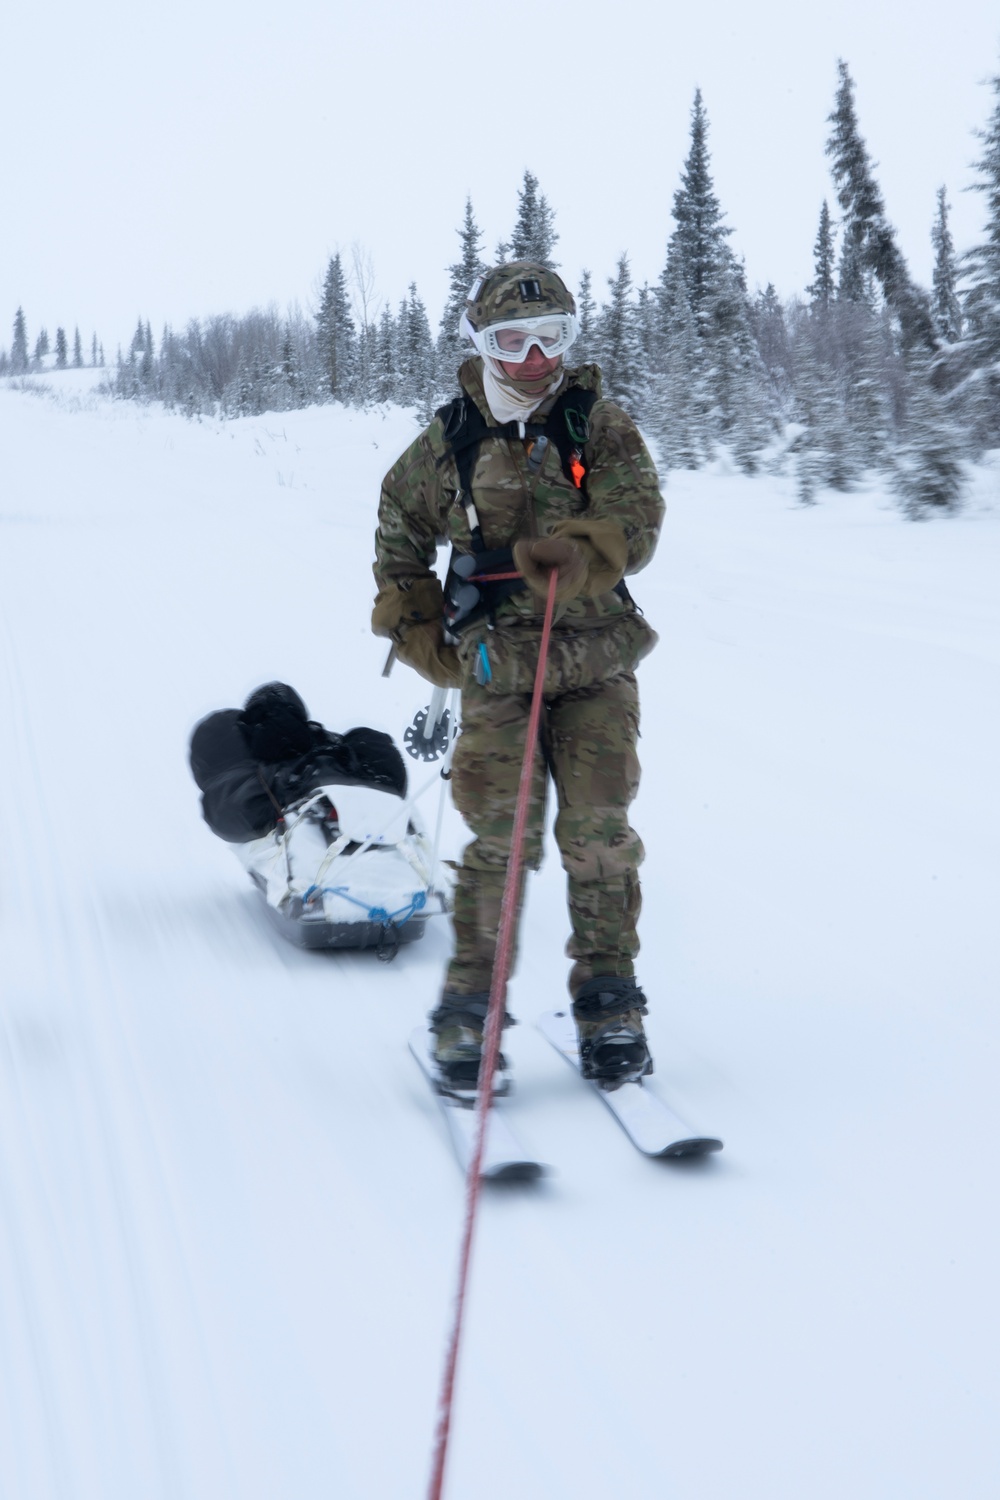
[462,261,576,332]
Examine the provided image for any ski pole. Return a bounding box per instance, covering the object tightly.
[427,566,558,1500]
[422,684,449,744]
[429,689,460,887]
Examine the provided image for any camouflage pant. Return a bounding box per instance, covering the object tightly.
[446,670,643,1000]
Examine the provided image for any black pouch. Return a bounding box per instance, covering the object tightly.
[443,547,526,635]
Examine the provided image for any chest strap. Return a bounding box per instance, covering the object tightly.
[435,385,599,551]
[435,384,609,635]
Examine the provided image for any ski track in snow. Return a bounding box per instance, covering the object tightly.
[1,370,998,1499]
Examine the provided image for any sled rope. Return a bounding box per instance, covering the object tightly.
[428,568,557,1500]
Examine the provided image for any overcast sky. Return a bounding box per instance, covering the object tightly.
[3,0,998,355]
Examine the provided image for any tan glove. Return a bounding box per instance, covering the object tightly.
[395,619,463,688]
[371,577,462,688]
[547,518,629,597]
[512,536,589,603]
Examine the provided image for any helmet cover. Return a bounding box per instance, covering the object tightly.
[464,261,576,332]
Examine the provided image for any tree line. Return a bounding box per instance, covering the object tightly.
[1,313,105,375]
[4,60,999,516]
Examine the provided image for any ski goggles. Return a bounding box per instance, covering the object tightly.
[472,312,578,364]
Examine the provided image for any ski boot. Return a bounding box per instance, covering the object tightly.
[573,976,653,1089]
[429,991,512,1099]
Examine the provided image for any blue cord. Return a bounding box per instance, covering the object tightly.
[301,886,428,926]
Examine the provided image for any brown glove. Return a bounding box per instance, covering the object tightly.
[371,576,462,688]
[547,518,629,597]
[512,536,589,604]
[395,619,463,688]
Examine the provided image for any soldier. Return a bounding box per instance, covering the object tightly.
[372,261,664,1092]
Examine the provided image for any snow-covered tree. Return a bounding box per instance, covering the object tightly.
[438,197,487,379]
[636,283,658,372]
[316,253,356,402]
[709,265,775,471]
[960,66,1000,447]
[789,301,860,494]
[667,89,735,327]
[931,188,962,343]
[11,308,29,373]
[891,359,966,516]
[652,88,775,465]
[509,170,559,267]
[752,283,791,408]
[845,303,893,468]
[808,201,836,312]
[33,327,50,365]
[374,304,397,405]
[826,61,936,352]
[280,331,303,408]
[573,268,598,365]
[397,283,436,417]
[55,327,68,368]
[597,254,644,411]
[73,327,83,368]
[647,252,701,468]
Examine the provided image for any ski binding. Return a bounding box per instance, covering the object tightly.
[409,1028,546,1182]
[539,1010,723,1159]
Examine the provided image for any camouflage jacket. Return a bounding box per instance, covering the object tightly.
[373,358,665,692]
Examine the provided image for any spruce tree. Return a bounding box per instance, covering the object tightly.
[90,332,98,367]
[11,308,29,373]
[826,61,935,351]
[574,269,598,365]
[509,170,559,267]
[931,188,962,342]
[636,284,658,369]
[438,197,487,378]
[356,320,380,408]
[667,89,734,326]
[375,304,397,405]
[752,284,792,412]
[34,328,50,365]
[960,66,1000,447]
[597,254,644,411]
[789,303,859,494]
[398,283,436,417]
[808,201,836,312]
[656,87,777,463]
[827,64,878,305]
[316,253,356,402]
[891,357,966,516]
[711,266,774,471]
[55,328,68,368]
[837,228,871,307]
[844,303,892,468]
[650,254,701,467]
[73,328,83,367]
[139,322,154,387]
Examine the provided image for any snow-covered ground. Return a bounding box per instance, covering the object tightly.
[1,369,998,1500]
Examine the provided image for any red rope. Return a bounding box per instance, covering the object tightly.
[427,567,558,1500]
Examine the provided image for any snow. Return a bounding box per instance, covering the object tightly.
[1,369,998,1499]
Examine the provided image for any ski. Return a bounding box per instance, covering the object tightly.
[538,1009,723,1159]
[409,1028,547,1183]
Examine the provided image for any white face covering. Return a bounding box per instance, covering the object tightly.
[481,357,565,424]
